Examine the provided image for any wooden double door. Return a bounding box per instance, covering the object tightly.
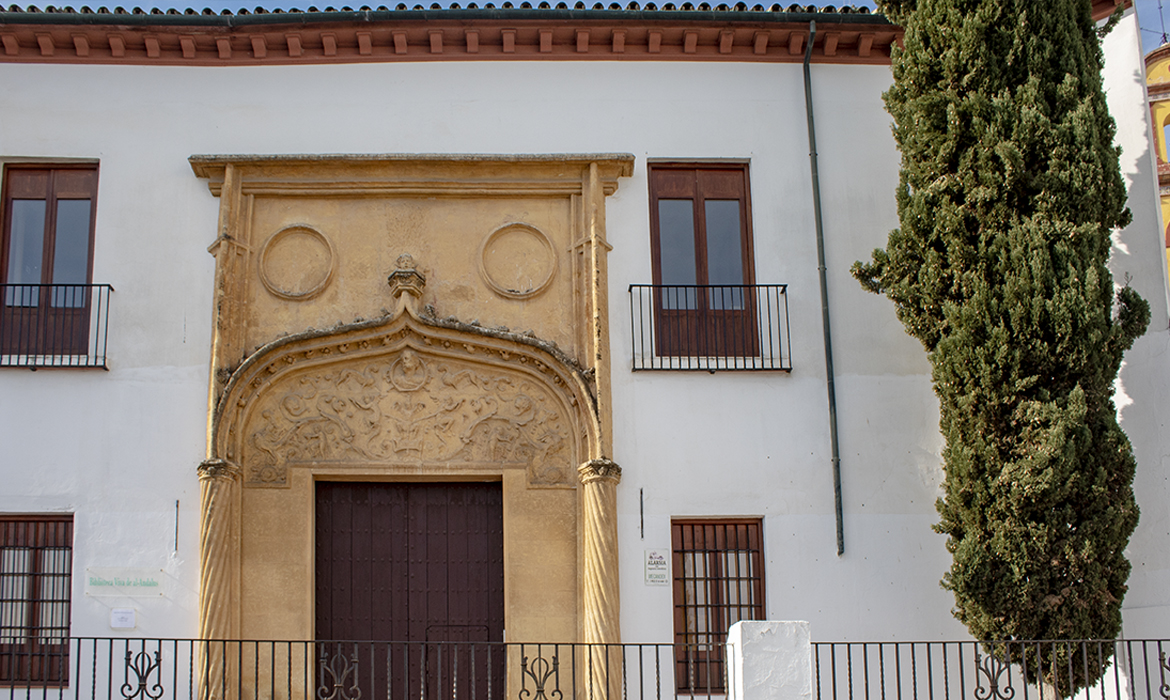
[315,482,505,700]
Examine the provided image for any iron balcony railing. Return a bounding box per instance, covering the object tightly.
[0,284,113,369]
[814,639,1170,700]
[628,284,791,371]
[0,639,729,700]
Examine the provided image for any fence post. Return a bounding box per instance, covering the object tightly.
[727,621,813,700]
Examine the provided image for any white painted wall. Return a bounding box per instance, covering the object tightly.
[1102,10,1170,639]
[0,8,1166,644]
[607,59,961,642]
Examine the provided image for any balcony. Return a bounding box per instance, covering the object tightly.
[0,284,113,369]
[1,637,1167,700]
[628,284,791,371]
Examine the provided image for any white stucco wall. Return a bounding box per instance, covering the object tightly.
[1102,10,1170,639]
[605,61,963,642]
[0,8,1166,644]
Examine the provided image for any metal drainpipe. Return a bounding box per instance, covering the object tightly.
[803,20,845,556]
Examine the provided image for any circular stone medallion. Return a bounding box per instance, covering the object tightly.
[258,225,336,301]
[390,349,428,392]
[478,223,557,300]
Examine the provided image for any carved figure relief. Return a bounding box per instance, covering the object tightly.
[242,348,573,488]
[390,349,428,391]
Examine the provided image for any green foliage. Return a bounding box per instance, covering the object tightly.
[857,0,1150,693]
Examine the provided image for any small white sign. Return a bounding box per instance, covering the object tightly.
[85,568,166,597]
[110,608,136,630]
[644,549,670,586]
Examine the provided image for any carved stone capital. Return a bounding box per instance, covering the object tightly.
[387,254,426,300]
[578,458,621,485]
[197,458,241,482]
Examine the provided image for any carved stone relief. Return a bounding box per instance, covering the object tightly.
[241,347,574,488]
[258,224,336,300]
[478,222,557,299]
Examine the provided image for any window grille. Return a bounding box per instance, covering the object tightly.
[671,519,764,693]
[0,516,73,685]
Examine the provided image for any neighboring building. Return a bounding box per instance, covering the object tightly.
[1146,42,1170,279]
[0,0,1167,697]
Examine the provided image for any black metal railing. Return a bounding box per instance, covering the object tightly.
[0,639,727,700]
[628,284,791,371]
[0,284,113,369]
[814,639,1170,700]
[10,638,1170,700]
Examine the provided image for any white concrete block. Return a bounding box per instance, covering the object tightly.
[727,621,812,700]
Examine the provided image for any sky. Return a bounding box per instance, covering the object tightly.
[1137,0,1170,52]
[48,0,1170,57]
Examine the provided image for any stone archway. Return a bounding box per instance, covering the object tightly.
[200,286,605,642]
[235,333,585,490]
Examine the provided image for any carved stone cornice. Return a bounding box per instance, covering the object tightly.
[578,457,621,484]
[188,153,633,198]
[197,458,241,482]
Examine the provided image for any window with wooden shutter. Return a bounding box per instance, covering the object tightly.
[671,519,764,693]
[0,516,73,685]
[649,163,758,358]
[1,165,99,360]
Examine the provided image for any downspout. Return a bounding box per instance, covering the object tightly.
[803,20,845,556]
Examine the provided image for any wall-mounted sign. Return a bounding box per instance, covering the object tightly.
[85,568,165,597]
[109,608,137,629]
[644,549,670,586]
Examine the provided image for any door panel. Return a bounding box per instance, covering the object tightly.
[315,482,504,700]
[1,167,96,356]
[648,165,758,358]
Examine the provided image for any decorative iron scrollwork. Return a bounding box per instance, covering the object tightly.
[318,645,362,700]
[974,648,1016,700]
[519,650,563,700]
[121,649,164,700]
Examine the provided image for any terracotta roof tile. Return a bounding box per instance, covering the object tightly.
[2,1,875,14]
[2,0,1124,66]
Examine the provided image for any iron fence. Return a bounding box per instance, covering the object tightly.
[0,284,113,369]
[814,640,1170,700]
[628,284,791,371]
[0,639,727,700]
[8,638,1170,700]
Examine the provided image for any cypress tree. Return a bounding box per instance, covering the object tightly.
[854,0,1150,693]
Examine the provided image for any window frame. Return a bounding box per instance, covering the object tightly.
[647,162,758,358]
[0,163,100,357]
[0,515,73,686]
[670,518,765,694]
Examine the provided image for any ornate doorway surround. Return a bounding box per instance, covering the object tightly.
[190,154,632,653]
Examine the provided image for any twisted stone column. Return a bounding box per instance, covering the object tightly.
[197,458,240,700]
[579,458,622,700]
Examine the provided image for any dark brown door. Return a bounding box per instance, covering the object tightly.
[315,482,504,700]
[649,165,758,358]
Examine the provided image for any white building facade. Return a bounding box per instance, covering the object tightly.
[0,1,1167,697]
